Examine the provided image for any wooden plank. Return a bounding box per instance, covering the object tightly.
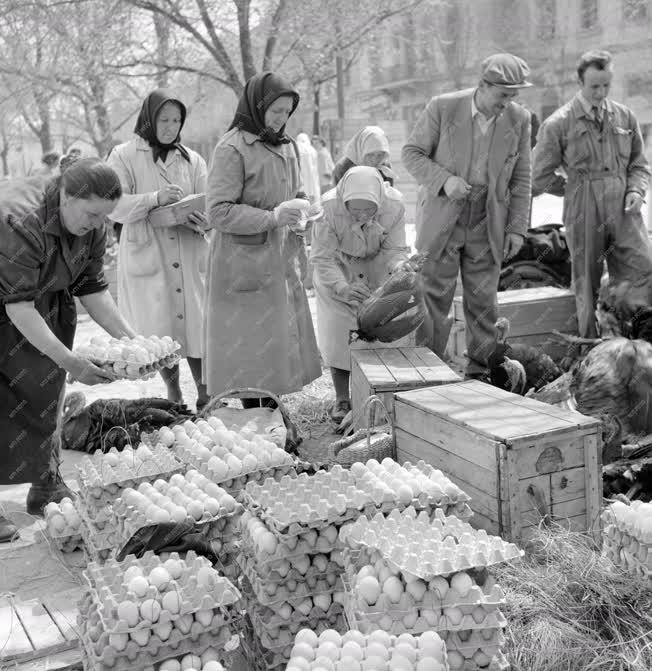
[517,473,552,516]
[394,401,502,472]
[583,433,602,543]
[468,510,500,536]
[351,349,396,386]
[550,467,587,505]
[350,368,373,430]
[551,496,586,520]
[12,601,67,653]
[497,444,510,538]
[13,648,81,671]
[513,437,586,478]
[395,427,498,494]
[376,348,424,386]
[399,348,461,384]
[506,450,523,543]
[0,598,35,660]
[40,599,79,644]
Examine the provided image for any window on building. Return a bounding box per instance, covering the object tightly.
[538,0,556,39]
[623,0,649,22]
[580,0,599,29]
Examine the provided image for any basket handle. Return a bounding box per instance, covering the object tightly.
[361,395,393,450]
[200,387,290,423]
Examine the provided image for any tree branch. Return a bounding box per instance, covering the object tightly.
[262,0,287,71]
[234,0,256,81]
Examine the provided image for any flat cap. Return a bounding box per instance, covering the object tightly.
[481,53,533,88]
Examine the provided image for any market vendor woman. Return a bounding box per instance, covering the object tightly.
[0,157,137,541]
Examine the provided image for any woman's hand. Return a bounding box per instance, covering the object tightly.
[157,184,185,206]
[277,208,303,228]
[341,282,371,305]
[184,210,209,235]
[66,355,116,385]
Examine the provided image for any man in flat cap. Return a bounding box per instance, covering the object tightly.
[533,49,652,338]
[402,53,532,380]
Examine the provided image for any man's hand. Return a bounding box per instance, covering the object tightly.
[341,282,371,305]
[625,191,644,214]
[184,210,209,235]
[503,233,524,262]
[444,176,472,201]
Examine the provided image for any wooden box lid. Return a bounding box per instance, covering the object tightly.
[395,380,599,443]
[351,347,461,390]
[453,287,577,334]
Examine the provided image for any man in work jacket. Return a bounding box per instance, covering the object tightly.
[533,49,652,338]
[402,53,532,379]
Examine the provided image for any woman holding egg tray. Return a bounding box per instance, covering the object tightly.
[107,89,210,409]
[0,157,138,539]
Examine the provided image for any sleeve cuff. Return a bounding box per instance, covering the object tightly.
[72,278,109,297]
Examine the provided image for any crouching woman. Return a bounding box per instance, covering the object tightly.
[311,166,410,423]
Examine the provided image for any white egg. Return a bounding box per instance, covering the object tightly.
[181,654,202,670]
[116,601,139,627]
[148,567,171,591]
[139,598,161,622]
[128,576,149,598]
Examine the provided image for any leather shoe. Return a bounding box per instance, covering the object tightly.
[0,514,19,543]
[26,470,74,516]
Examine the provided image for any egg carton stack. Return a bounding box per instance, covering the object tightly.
[111,470,242,548]
[340,508,523,671]
[75,334,181,381]
[76,444,185,562]
[78,551,242,671]
[43,497,84,553]
[171,418,296,498]
[143,650,230,671]
[286,628,450,671]
[602,500,652,587]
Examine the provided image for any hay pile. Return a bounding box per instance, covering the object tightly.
[495,524,652,671]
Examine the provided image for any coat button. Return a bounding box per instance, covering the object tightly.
[176,288,182,293]
[358,273,364,279]
[173,262,180,268]
[177,314,184,319]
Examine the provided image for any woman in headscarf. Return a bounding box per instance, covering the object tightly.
[332,126,396,186]
[311,166,410,423]
[107,90,209,409]
[0,157,136,539]
[204,72,321,408]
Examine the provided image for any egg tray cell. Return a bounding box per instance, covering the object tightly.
[448,650,511,671]
[79,605,236,671]
[83,543,116,566]
[603,525,651,563]
[239,568,343,608]
[246,595,345,632]
[79,503,121,549]
[237,551,344,585]
[252,611,347,652]
[76,445,185,491]
[83,551,242,634]
[111,497,243,547]
[342,510,523,580]
[43,530,85,553]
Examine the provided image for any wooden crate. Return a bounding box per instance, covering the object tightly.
[394,380,602,543]
[350,347,461,429]
[0,596,79,666]
[449,286,578,366]
[350,329,417,351]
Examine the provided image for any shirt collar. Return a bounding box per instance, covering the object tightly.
[471,90,495,123]
[577,92,606,118]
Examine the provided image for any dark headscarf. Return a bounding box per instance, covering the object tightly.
[228,72,300,145]
[134,89,190,164]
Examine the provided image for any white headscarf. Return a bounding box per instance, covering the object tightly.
[336,166,386,258]
[343,126,390,165]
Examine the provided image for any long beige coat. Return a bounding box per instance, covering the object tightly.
[402,89,531,264]
[203,129,321,396]
[107,137,209,357]
[311,185,409,370]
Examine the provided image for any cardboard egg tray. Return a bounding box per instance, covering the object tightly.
[43,503,85,551]
[77,445,185,491]
[79,599,237,671]
[603,524,651,563]
[239,535,343,571]
[446,650,511,671]
[341,508,523,580]
[93,353,180,381]
[173,443,297,497]
[111,496,243,546]
[83,551,241,634]
[602,502,652,545]
[284,629,450,671]
[603,542,651,586]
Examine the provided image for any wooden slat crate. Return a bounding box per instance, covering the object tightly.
[448,286,578,366]
[0,597,79,666]
[394,380,602,543]
[350,347,461,429]
[350,329,417,351]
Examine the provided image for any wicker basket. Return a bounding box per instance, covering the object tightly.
[327,395,395,468]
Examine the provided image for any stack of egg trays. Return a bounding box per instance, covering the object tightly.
[341,507,523,582]
[602,509,651,586]
[78,595,236,671]
[88,347,181,381]
[173,442,297,499]
[242,468,472,540]
[110,495,243,547]
[83,552,242,630]
[43,500,85,553]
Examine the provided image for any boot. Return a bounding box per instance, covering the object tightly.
[0,515,19,543]
[26,470,74,516]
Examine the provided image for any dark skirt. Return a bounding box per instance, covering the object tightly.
[0,291,76,485]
